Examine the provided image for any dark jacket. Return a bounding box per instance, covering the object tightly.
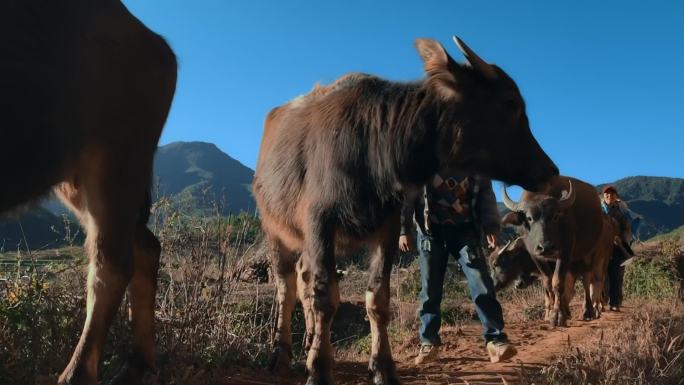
[400,172,500,237]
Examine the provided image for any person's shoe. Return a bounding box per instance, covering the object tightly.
[414,344,440,365]
[486,340,517,363]
[609,305,620,312]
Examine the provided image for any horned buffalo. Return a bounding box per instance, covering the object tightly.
[489,237,539,291]
[1,1,176,384]
[253,36,558,385]
[499,176,618,326]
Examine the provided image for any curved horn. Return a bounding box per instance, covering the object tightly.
[559,179,576,209]
[502,185,524,212]
[452,36,498,80]
[497,239,513,256]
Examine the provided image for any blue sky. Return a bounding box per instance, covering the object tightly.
[123,0,683,198]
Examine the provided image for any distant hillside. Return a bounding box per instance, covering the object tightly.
[648,225,684,243]
[0,208,81,252]
[1,141,255,249]
[154,141,255,215]
[596,176,684,240]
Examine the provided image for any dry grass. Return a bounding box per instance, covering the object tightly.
[1,205,683,385]
[0,204,278,385]
[520,301,684,385]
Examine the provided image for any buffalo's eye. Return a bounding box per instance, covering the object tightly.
[552,213,560,222]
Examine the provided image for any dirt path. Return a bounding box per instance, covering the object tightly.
[219,307,626,385]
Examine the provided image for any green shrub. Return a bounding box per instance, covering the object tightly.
[623,256,678,300]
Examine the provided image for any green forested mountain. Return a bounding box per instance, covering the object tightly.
[153,141,255,215]
[596,176,684,240]
[0,208,81,253]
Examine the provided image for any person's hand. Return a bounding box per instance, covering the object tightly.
[486,234,497,249]
[399,234,414,252]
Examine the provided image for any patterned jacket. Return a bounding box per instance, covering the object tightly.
[400,171,500,237]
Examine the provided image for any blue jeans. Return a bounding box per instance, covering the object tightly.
[417,224,507,346]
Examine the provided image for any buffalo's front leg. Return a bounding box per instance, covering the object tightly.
[549,259,569,327]
[562,273,574,320]
[581,272,596,321]
[268,237,297,374]
[366,227,400,385]
[304,213,339,385]
[297,257,315,352]
[541,276,554,322]
[108,225,162,385]
[590,270,606,319]
[56,170,140,385]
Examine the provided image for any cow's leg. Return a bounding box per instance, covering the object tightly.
[297,257,315,352]
[581,272,593,320]
[590,257,608,319]
[591,273,605,319]
[56,163,141,385]
[108,224,161,385]
[366,232,400,385]
[269,237,297,374]
[303,213,338,385]
[562,273,574,320]
[549,259,569,327]
[541,276,553,321]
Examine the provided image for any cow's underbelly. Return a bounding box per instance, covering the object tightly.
[259,202,398,256]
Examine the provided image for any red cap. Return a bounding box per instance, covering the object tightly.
[602,185,618,194]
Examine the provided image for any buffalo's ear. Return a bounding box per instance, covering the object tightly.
[501,211,525,228]
[415,38,460,100]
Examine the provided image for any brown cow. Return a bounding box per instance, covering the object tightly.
[253,36,558,385]
[499,176,619,326]
[1,1,176,384]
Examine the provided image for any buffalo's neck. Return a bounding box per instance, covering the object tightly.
[335,78,456,207]
[366,83,448,190]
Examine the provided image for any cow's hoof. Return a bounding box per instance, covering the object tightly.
[269,345,292,374]
[549,310,568,327]
[106,357,149,385]
[58,369,97,385]
[582,308,595,321]
[368,356,401,385]
[594,307,602,319]
[305,372,334,385]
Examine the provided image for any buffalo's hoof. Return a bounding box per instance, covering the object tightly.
[305,372,334,385]
[549,310,568,327]
[106,360,149,385]
[58,369,97,385]
[269,345,293,374]
[368,357,401,385]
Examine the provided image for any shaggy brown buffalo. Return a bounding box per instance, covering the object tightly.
[253,36,558,385]
[500,176,619,326]
[1,1,176,384]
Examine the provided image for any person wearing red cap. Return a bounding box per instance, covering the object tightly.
[601,185,639,311]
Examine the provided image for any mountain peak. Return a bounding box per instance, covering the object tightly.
[154,141,255,214]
